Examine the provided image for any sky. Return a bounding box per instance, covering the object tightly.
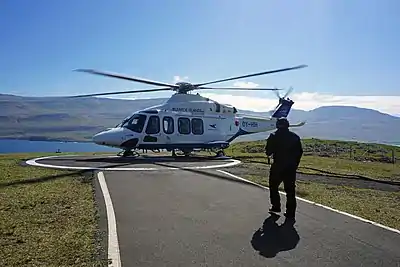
[1,0,400,116]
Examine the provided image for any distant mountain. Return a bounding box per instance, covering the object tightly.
[235,105,400,144]
[0,93,399,145]
[0,93,167,141]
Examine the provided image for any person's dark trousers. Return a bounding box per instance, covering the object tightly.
[269,166,297,217]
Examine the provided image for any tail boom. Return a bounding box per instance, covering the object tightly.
[226,93,302,142]
[226,116,276,142]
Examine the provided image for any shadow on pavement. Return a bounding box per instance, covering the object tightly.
[251,213,300,258]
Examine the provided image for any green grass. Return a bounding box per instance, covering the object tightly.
[231,138,400,162]
[226,138,400,182]
[240,173,400,230]
[0,153,107,266]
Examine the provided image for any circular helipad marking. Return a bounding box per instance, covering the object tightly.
[25,154,241,171]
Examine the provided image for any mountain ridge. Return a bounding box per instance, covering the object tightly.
[0,94,399,145]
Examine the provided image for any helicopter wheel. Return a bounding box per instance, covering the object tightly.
[216,150,225,157]
[180,148,193,157]
[118,149,140,158]
[210,147,226,157]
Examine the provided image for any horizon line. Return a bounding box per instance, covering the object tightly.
[1,93,399,118]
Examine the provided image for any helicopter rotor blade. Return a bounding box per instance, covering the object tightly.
[283,86,293,98]
[273,88,281,98]
[194,64,308,87]
[75,69,178,88]
[66,87,172,98]
[196,87,284,91]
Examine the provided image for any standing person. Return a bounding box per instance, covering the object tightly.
[265,117,303,219]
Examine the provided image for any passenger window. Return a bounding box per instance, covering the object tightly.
[178,117,190,134]
[163,116,174,134]
[191,118,204,135]
[145,115,160,134]
[215,102,221,112]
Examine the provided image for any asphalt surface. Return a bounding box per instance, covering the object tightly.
[99,168,400,267]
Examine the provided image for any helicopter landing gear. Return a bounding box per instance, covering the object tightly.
[182,148,193,157]
[118,149,140,158]
[215,150,226,157]
[170,148,192,157]
[171,149,177,157]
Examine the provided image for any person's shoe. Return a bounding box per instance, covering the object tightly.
[269,206,281,213]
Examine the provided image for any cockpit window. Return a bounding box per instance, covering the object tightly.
[123,114,147,133]
[145,115,160,134]
[116,116,130,128]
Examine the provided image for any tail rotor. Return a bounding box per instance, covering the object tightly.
[272,86,294,110]
[271,87,295,118]
[283,86,293,99]
[273,88,281,99]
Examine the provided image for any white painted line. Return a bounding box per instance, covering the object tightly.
[217,170,400,235]
[25,155,241,171]
[98,171,122,267]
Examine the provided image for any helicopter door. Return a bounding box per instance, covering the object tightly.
[143,115,161,144]
[174,117,192,144]
[162,116,174,145]
[190,118,204,143]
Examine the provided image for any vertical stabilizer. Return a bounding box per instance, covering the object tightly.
[271,98,294,118]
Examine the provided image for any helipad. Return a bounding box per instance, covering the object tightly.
[25,154,241,171]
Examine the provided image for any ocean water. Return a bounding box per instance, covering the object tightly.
[0,139,119,154]
[0,139,398,154]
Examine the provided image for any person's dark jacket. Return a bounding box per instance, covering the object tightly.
[265,128,303,170]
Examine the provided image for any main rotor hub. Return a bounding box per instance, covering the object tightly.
[175,82,195,94]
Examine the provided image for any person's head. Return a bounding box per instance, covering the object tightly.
[276,117,289,130]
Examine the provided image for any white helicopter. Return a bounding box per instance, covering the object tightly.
[71,64,307,157]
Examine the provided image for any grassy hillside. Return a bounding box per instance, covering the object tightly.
[231,138,400,163]
[225,138,400,181]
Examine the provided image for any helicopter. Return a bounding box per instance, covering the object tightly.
[70,64,308,157]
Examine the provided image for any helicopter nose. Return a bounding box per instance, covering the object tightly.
[92,128,124,146]
[92,131,108,145]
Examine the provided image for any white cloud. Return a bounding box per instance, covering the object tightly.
[166,75,400,116]
[173,75,189,83]
[200,92,400,116]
